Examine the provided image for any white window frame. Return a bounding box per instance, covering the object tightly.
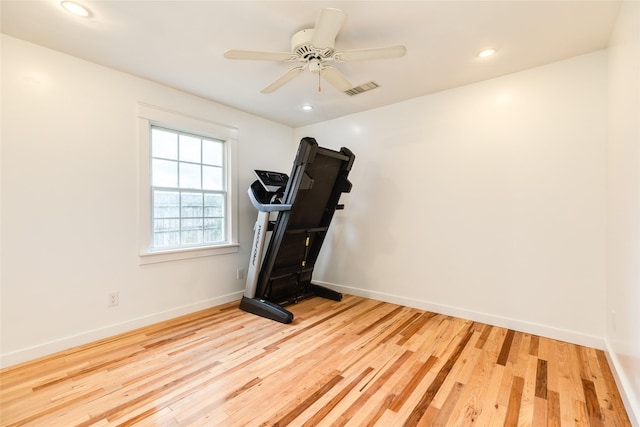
[138,103,239,264]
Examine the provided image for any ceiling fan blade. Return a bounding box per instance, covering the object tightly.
[224,50,295,61]
[311,8,346,49]
[320,65,352,92]
[335,45,407,62]
[261,66,305,93]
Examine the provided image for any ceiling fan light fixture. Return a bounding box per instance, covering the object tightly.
[477,48,497,58]
[60,1,91,17]
[309,59,322,74]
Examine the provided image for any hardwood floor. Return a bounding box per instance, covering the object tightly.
[0,295,631,426]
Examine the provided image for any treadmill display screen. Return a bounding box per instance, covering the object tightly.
[254,170,288,192]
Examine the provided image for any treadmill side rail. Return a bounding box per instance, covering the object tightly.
[244,210,271,298]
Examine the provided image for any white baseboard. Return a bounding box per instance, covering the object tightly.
[1,284,606,364]
[0,291,244,369]
[604,340,640,426]
[316,281,605,349]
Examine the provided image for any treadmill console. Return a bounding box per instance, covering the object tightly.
[254,170,288,193]
[249,170,291,210]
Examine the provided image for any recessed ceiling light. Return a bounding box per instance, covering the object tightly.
[477,48,497,58]
[61,1,91,17]
[301,105,313,111]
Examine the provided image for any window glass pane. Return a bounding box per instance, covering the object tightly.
[203,166,223,190]
[179,162,201,189]
[181,192,203,218]
[147,116,233,252]
[154,191,179,218]
[181,218,203,245]
[205,218,224,243]
[152,128,178,160]
[153,218,179,248]
[179,134,201,163]
[204,193,224,217]
[152,159,178,187]
[203,139,223,166]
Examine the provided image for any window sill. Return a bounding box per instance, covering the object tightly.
[139,244,239,265]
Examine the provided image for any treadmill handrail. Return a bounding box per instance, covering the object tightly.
[247,187,292,212]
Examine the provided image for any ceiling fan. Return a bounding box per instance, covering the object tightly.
[223,8,407,94]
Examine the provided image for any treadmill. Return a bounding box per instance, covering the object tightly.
[240,137,355,323]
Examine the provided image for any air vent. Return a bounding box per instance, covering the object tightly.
[344,81,379,96]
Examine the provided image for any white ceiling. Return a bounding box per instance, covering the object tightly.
[1,1,621,127]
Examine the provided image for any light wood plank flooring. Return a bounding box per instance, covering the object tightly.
[0,295,631,426]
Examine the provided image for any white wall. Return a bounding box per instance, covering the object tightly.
[0,35,294,367]
[606,1,640,424]
[296,51,608,349]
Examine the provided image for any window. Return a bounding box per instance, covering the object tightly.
[151,126,227,249]
[138,104,238,263]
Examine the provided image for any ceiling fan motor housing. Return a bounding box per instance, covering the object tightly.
[292,29,335,60]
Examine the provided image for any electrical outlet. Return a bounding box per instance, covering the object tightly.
[108,292,119,307]
[237,268,245,280]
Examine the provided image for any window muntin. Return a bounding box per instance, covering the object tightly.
[150,126,227,251]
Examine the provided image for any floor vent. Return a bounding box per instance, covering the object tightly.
[344,81,379,96]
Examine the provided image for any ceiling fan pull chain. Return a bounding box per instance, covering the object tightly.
[318,67,322,92]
